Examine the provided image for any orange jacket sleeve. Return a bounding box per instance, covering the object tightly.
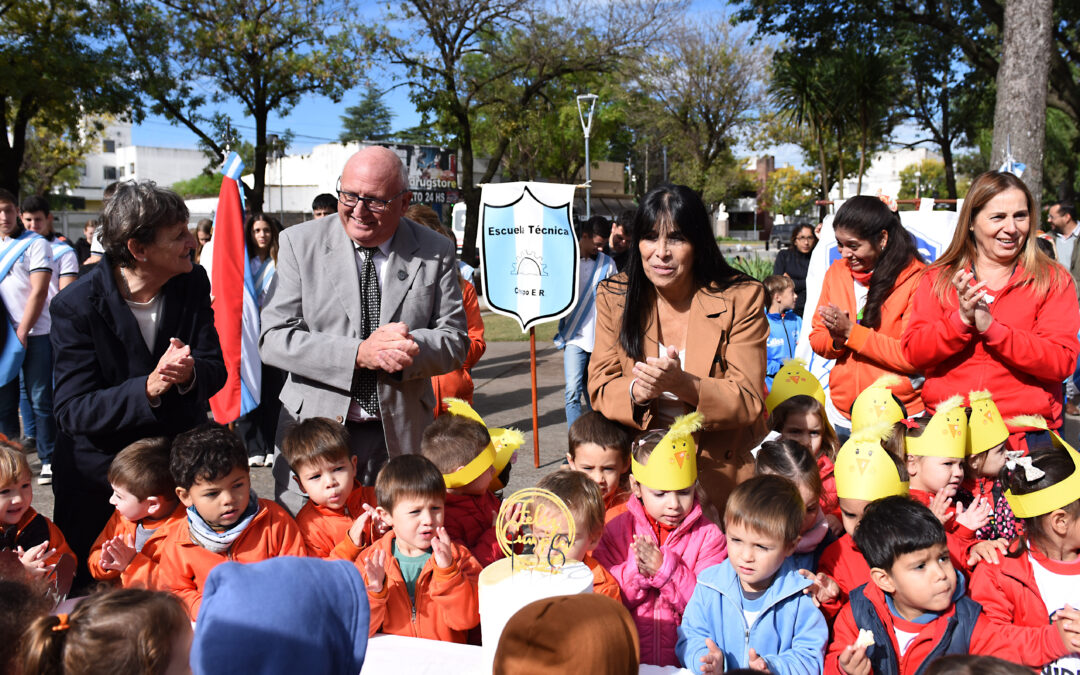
[809,266,848,361]
[158,542,201,619]
[461,281,486,371]
[87,511,123,581]
[120,551,158,589]
[427,547,481,632]
[268,503,309,557]
[45,519,76,568]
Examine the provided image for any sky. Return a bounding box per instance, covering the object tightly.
[128,0,820,174]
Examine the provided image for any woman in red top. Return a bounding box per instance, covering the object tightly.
[902,172,1080,448]
[810,196,926,437]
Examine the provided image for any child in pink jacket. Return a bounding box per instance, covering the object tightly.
[593,414,728,667]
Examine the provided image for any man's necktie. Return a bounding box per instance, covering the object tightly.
[350,247,381,412]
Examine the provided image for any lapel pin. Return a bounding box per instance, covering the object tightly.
[397,270,407,281]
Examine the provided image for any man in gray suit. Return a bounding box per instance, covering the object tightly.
[260,146,469,511]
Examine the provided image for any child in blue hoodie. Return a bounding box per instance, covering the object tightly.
[764,275,801,390]
[677,474,827,674]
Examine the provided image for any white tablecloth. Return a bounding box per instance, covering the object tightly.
[359,634,693,674]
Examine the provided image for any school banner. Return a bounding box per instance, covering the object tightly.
[208,152,261,424]
[793,199,960,428]
[479,182,579,331]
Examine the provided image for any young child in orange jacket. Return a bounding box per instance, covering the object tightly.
[87,437,186,588]
[419,400,522,567]
[534,469,621,601]
[0,442,75,574]
[158,424,307,619]
[281,418,378,561]
[357,454,481,643]
[826,497,1067,675]
[564,411,631,524]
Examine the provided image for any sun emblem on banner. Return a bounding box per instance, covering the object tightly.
[511,250,547,276]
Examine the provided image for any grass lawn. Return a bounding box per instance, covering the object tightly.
[482,313,559,342]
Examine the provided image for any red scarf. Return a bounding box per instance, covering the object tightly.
[851,268,873,286]
[642,508,677,546]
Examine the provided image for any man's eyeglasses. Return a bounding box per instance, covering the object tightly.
[336,178,408,213]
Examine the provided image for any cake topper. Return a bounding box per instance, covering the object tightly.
[495,488,576,572]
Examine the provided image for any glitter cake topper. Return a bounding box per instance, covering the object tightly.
[495,488,576,572]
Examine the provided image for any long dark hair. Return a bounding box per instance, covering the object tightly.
[609,184,755,361]
[832,196,922,330]
[245,212,282,264]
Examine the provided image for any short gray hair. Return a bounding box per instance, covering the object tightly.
[100,181,189,268]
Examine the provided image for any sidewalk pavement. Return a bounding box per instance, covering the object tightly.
[31,341,575,520]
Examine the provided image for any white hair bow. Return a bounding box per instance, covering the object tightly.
[1005,451,1045,481]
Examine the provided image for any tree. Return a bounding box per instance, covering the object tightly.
[106,0,358,211]
[340,86,394,144]
[761,166,817,217]
[369,0,681,260]
[990,0,1053,215]
[172,172,224,198]
[838,43,902,194]
[19,117,106,197]
[638,18,770,207]
[898,159,946,201]
[0,0,132,196]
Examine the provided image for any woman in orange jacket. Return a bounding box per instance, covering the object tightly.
[810,196,926,437]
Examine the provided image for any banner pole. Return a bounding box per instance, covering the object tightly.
[530,327,540,468]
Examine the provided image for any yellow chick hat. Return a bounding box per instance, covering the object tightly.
[850,375,907,432]
[1003,415,1080,519]
[905,395,968,459]
[834,422,909,501]
[765,359,826,412]
[441,398,524,490]
[967,390,1008,456]
[631,412,703,491]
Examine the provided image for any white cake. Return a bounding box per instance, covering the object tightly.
[479,556,594,666]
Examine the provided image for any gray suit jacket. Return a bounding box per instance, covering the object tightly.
[259,214,469,456]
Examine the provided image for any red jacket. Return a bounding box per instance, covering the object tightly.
[431,280,486,411]
[969,544,1074,666]
[902,265,1079,431]
[294,483,378,561]
[444,491,503,567]
[908,489,978,577]
[87,501,186,588]
[358,531,482,643]
[826,577,1067,674]
[810,258,925,421]
[158,499,308,619]
[818,534,869,621]
[818,454,839,517]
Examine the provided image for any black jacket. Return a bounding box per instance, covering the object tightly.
[50,256,226,491]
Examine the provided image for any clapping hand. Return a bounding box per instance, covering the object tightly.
[431,527,453,569]
[954,496,992,532]
[799,569,840,607]
[632,345,693,404]
[147,338,195,399]
[355,322,419,373]
[348,503,380,547]
[631,535,663,578]
[951,270,993,333]
[818,303,853,344]
[1053,605,1080,652]
[699,638,725,674]
[17,541,55,578]
[99,534,137,572]
[364,548,387,593]
[928,490,954,525]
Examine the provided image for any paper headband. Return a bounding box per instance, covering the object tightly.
[850,375,906,432]
[966,390,1009,456]
[1003,415,1080,519]
[441,398,524,490]
[905,395,968,459]
[834,422,908,501]
[631,412,703,491]
[765,359,826,412]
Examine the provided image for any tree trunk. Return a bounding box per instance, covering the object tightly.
[252,107,267,213]
[991,0,1052,214]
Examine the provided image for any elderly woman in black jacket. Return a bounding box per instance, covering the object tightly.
[50,181,225,586]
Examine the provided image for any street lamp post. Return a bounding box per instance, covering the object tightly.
[576,93,598,219]
[915,168,922,201]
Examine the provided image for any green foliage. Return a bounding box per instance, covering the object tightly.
[340,85,394,144]
[20,117,107,197]
[898,160,947,200]
[172,172,224,198]
[761,166,817,216]
[0,0,134,194]
[726,255,773,281]
[106,0,359,211]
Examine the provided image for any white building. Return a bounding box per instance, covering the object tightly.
[68,121,207,210]
[828,147,941,201]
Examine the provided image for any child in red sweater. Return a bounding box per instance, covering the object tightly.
[818,423,909,620]
[901,397,1002,575]
[282,418,378,561]
[534,469,621,601]
[970,431,1080,672]
[957,391,1018,542]
[0,441,74,575]
[565,411,631,523]
[358,454,481,642]
[420,400,521,567]
[158,425,307,619]
[827,496,1068,675]
[87,437,185,588]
